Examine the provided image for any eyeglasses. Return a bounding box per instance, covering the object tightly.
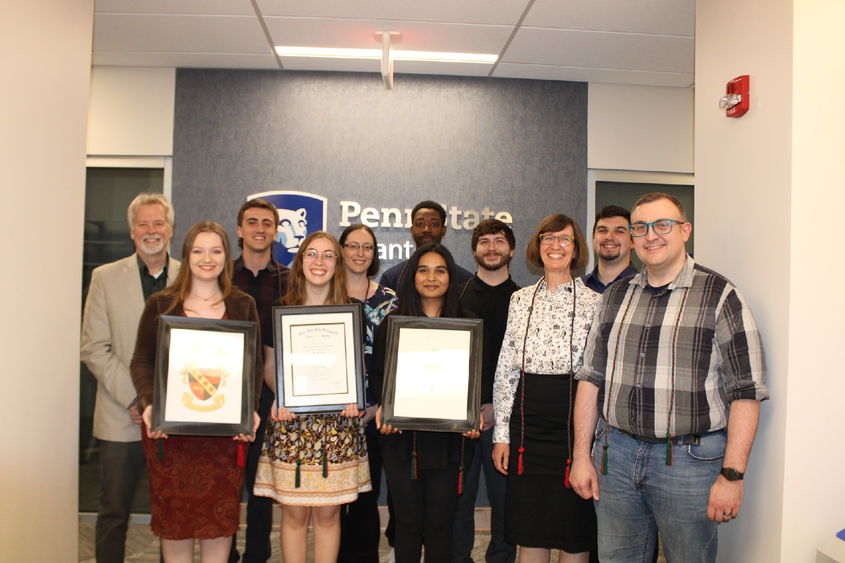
[303,249,337,262]
[343,242,374,253]
[629,219,686,238]
[539,234,574,247]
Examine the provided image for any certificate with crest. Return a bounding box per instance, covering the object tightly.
[152,316,257,436]
[273,304,365,414]
[381,316,482,433]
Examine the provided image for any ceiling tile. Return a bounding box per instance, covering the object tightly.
[504,27,693,73]
[94,13,270,53]
[493,63,694,87]
[256,0,528,26]
[524,0,694,36]
[96,0,257,16]
[265,17,511,53]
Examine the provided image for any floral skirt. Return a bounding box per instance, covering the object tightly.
[254,413,371,506]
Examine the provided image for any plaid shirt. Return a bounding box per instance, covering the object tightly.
[575,257,768,440]
[232,257,289,341]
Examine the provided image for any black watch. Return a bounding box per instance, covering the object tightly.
[720,467,744,481]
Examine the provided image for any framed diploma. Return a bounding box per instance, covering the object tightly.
[381,315,483,433]
[273,304,365,414]
[152,316,257,436]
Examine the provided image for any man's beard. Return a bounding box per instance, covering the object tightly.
[474,251,511,271]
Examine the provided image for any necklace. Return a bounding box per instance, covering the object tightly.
[515,277,577,487]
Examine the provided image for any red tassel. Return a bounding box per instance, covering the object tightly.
[517,446,525,476]
[458,465,464,494]
[564,458,571,489]
[237,443,246,467]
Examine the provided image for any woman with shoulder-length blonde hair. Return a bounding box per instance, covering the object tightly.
[492,213,601,563]
[253,231,371,563]
[131,221,262,562]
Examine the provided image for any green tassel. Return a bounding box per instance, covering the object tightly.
[295,459,301,488]
[157,439,163,461]
[601,439,608,475]
[322,451,328,478]
[665,434,673,466]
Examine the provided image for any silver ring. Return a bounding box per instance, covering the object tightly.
[722,512,732,518]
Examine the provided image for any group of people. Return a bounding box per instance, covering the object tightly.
[81,192,768,563]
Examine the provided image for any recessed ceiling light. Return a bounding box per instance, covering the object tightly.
[275,46,497,64]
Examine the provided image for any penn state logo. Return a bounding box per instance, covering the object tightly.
[247,190,328,267]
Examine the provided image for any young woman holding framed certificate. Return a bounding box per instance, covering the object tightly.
[253,231,370,563]
[371,242,480,563]
[130,221,262,562]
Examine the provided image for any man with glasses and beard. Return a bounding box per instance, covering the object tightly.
[452,219,519,563]
[570,192,768,563]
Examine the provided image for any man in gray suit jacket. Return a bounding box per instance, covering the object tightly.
[81,193,180,563]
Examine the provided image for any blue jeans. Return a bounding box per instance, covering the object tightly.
[593,421,724,563]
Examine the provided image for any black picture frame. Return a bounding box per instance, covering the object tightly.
[152,315,257,436]
[381,315,483,433]
[273,303,366,414]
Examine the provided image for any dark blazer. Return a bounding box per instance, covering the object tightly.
[130,288,263,411]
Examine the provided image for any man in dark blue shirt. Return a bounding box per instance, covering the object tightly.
[582,205,637,293]
[379,200,472,296]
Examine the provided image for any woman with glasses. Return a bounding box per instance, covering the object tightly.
[336,223,397,562]
[130,221,262,562]
[253,231,370,563]
[371,242,480,563]
[492,214,601,563]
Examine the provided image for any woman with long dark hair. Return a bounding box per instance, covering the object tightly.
[492,214,601,563]
[337,223,397,562]
[371,242,479,563]
[130,221,262,562]
[253,231,371,563]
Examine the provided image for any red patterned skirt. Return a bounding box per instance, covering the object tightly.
[141,422,245,539]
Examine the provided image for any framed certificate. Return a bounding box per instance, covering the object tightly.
[381,315,483,433]
[273,304,365,414]
[152,316,257,436]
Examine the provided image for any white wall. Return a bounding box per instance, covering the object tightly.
[0,1,92,560]
[588,83,694,173]
[88,67,176,156]
[697,0,845,561]
[785,0,845,560]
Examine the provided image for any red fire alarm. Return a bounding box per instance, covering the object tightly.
[719,75,750,118]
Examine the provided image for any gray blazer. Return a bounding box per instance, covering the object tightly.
[80,253,180,442]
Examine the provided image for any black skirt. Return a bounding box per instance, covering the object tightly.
[504,373,597,552]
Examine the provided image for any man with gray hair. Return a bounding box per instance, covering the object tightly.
[81,193,180,562]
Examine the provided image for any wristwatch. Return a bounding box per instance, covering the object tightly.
[720,467,744,481]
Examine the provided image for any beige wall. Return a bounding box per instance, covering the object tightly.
[0,1,92,560]
[785,0,845,560]
[697,0,845,561]
[88,67,176,156]
[588,83,694,173]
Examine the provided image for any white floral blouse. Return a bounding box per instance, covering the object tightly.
[492,277,601,444]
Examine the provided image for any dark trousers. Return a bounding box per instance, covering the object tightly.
[382,453,461,563]
[452,429,515,563]
[229,385,274,563]
[338,420,383,563]
[95,439,144,563]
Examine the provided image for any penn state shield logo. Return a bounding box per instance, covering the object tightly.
[247,190,328,267]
